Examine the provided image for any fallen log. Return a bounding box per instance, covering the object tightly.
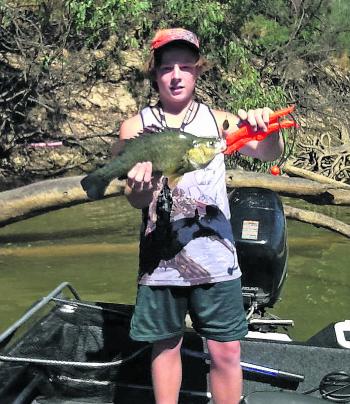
[283,162,350,189]
[225,169,350,205]
[0,176,125,227]
[284,204,350,238]
[1,172,350,235]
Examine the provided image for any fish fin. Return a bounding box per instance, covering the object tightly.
[81,173,109,200]
[138,124,165,135]
[137,125,183,138]
[116,132,157,149]
[119,129,162,148]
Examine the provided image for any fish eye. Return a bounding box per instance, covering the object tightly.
[207,140,215,146]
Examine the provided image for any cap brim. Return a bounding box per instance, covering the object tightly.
[153,39,199,51]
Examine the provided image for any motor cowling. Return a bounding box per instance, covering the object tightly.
[229,187,288,309]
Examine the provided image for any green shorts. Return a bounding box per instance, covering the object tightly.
[130,278,248,343]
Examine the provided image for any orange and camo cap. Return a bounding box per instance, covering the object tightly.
[150,28,200,51]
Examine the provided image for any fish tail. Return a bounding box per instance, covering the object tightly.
[81,172,109,200]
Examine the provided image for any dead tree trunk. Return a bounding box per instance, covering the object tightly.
[0,176,125,226]
[284,204,350,237]
[225,170,350,204]
[1,172,349,238]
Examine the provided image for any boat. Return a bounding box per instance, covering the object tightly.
[0,188,349,403]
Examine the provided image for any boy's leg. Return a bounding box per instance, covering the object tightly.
[189,278,248,404]
[130,285,188,403]
[207,339,242,404]
[152,336,183,404]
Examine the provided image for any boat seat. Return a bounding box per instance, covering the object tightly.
[242,390,325,403]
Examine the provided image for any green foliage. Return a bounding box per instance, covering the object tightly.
[241,14,290,52]
[215,41,286,111]
[0,1,13,28]
[158,0,225,42]
[323,0,350,52]
[67,0,152,47]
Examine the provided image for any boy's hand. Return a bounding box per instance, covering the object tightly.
[125,162,153,194]
[237,107,273,132]
[221,107,273,140]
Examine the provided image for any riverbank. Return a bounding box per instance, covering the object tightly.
[1,4,349,190]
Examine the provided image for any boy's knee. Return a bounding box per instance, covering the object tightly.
[207,340,241,368]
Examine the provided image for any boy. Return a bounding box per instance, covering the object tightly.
[117,28,283,404]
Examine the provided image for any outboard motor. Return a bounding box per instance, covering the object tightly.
[229,187,288,311]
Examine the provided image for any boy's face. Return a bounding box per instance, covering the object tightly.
[155,46,199,106]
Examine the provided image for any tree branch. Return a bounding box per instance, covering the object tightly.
[284,204,350,238]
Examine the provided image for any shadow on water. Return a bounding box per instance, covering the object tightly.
[0,195,349,341]
[0,227,124,244]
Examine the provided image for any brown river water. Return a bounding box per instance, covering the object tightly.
[0,195,349,341]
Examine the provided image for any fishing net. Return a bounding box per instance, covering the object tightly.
[0,284,209,403]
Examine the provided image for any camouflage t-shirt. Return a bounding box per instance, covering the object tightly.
[138,103,241,286]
